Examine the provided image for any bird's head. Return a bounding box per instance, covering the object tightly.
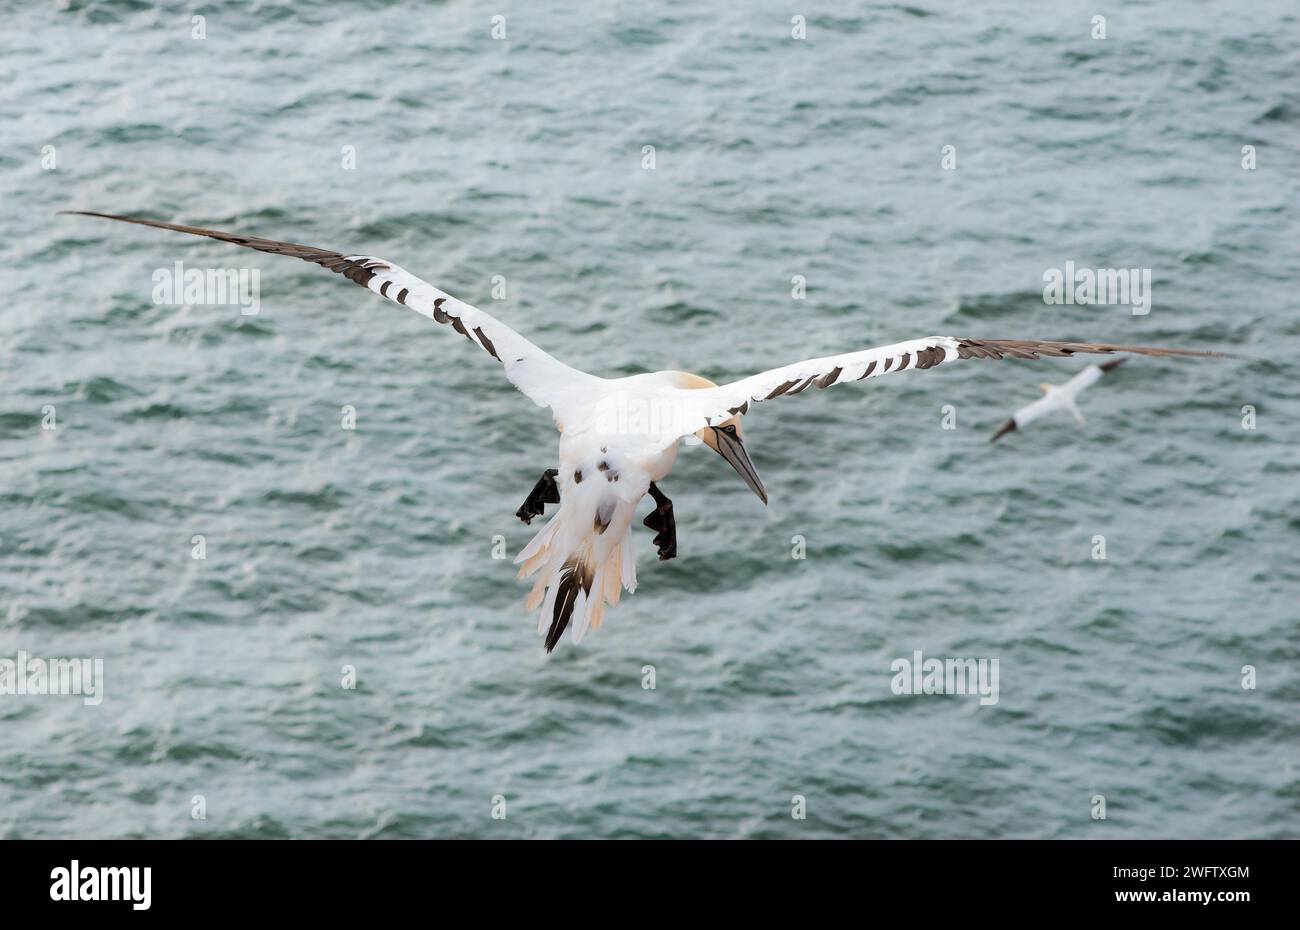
[671,370,768,506]
[696,416,767,505]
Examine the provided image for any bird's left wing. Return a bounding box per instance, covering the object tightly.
[62,211,601,424]
[665,335,1232,443]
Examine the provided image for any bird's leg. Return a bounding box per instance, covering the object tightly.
[642,481,677,561]
[515,468,560,524]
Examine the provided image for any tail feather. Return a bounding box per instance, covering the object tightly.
[539,573,561,635]
[512,468,644,650]
[525,573,548,611]
[621,537,638,594]
[572,561,602,643]
[516,518,561,573]
[603,542,623,609]
[518,490,640,652]
[588,595,607,635]
[544,557,592,653]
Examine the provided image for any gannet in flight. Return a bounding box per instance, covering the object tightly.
[64,212,1231,652]
[990,358,1126,442]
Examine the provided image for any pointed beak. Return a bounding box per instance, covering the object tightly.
[712,427,768,505]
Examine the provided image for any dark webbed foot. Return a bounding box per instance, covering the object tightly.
[643,481,677,561]
[516,468,560,524]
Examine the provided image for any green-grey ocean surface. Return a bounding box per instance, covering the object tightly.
[1,0,1298,838]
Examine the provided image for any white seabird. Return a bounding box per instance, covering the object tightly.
[990,358,1127,442]
[64,212,1233,652]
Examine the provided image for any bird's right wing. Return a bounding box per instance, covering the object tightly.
[663,336,1232,446]
[63,211,603,428]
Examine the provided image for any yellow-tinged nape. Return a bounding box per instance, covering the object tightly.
[668,370,764,503]
[666,371,744,450]
[669,371,719,391]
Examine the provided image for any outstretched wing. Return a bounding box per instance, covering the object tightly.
[62,211,601,424]
[670,335,1232,441]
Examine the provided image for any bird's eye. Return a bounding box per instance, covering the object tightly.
[723,425,737,434]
